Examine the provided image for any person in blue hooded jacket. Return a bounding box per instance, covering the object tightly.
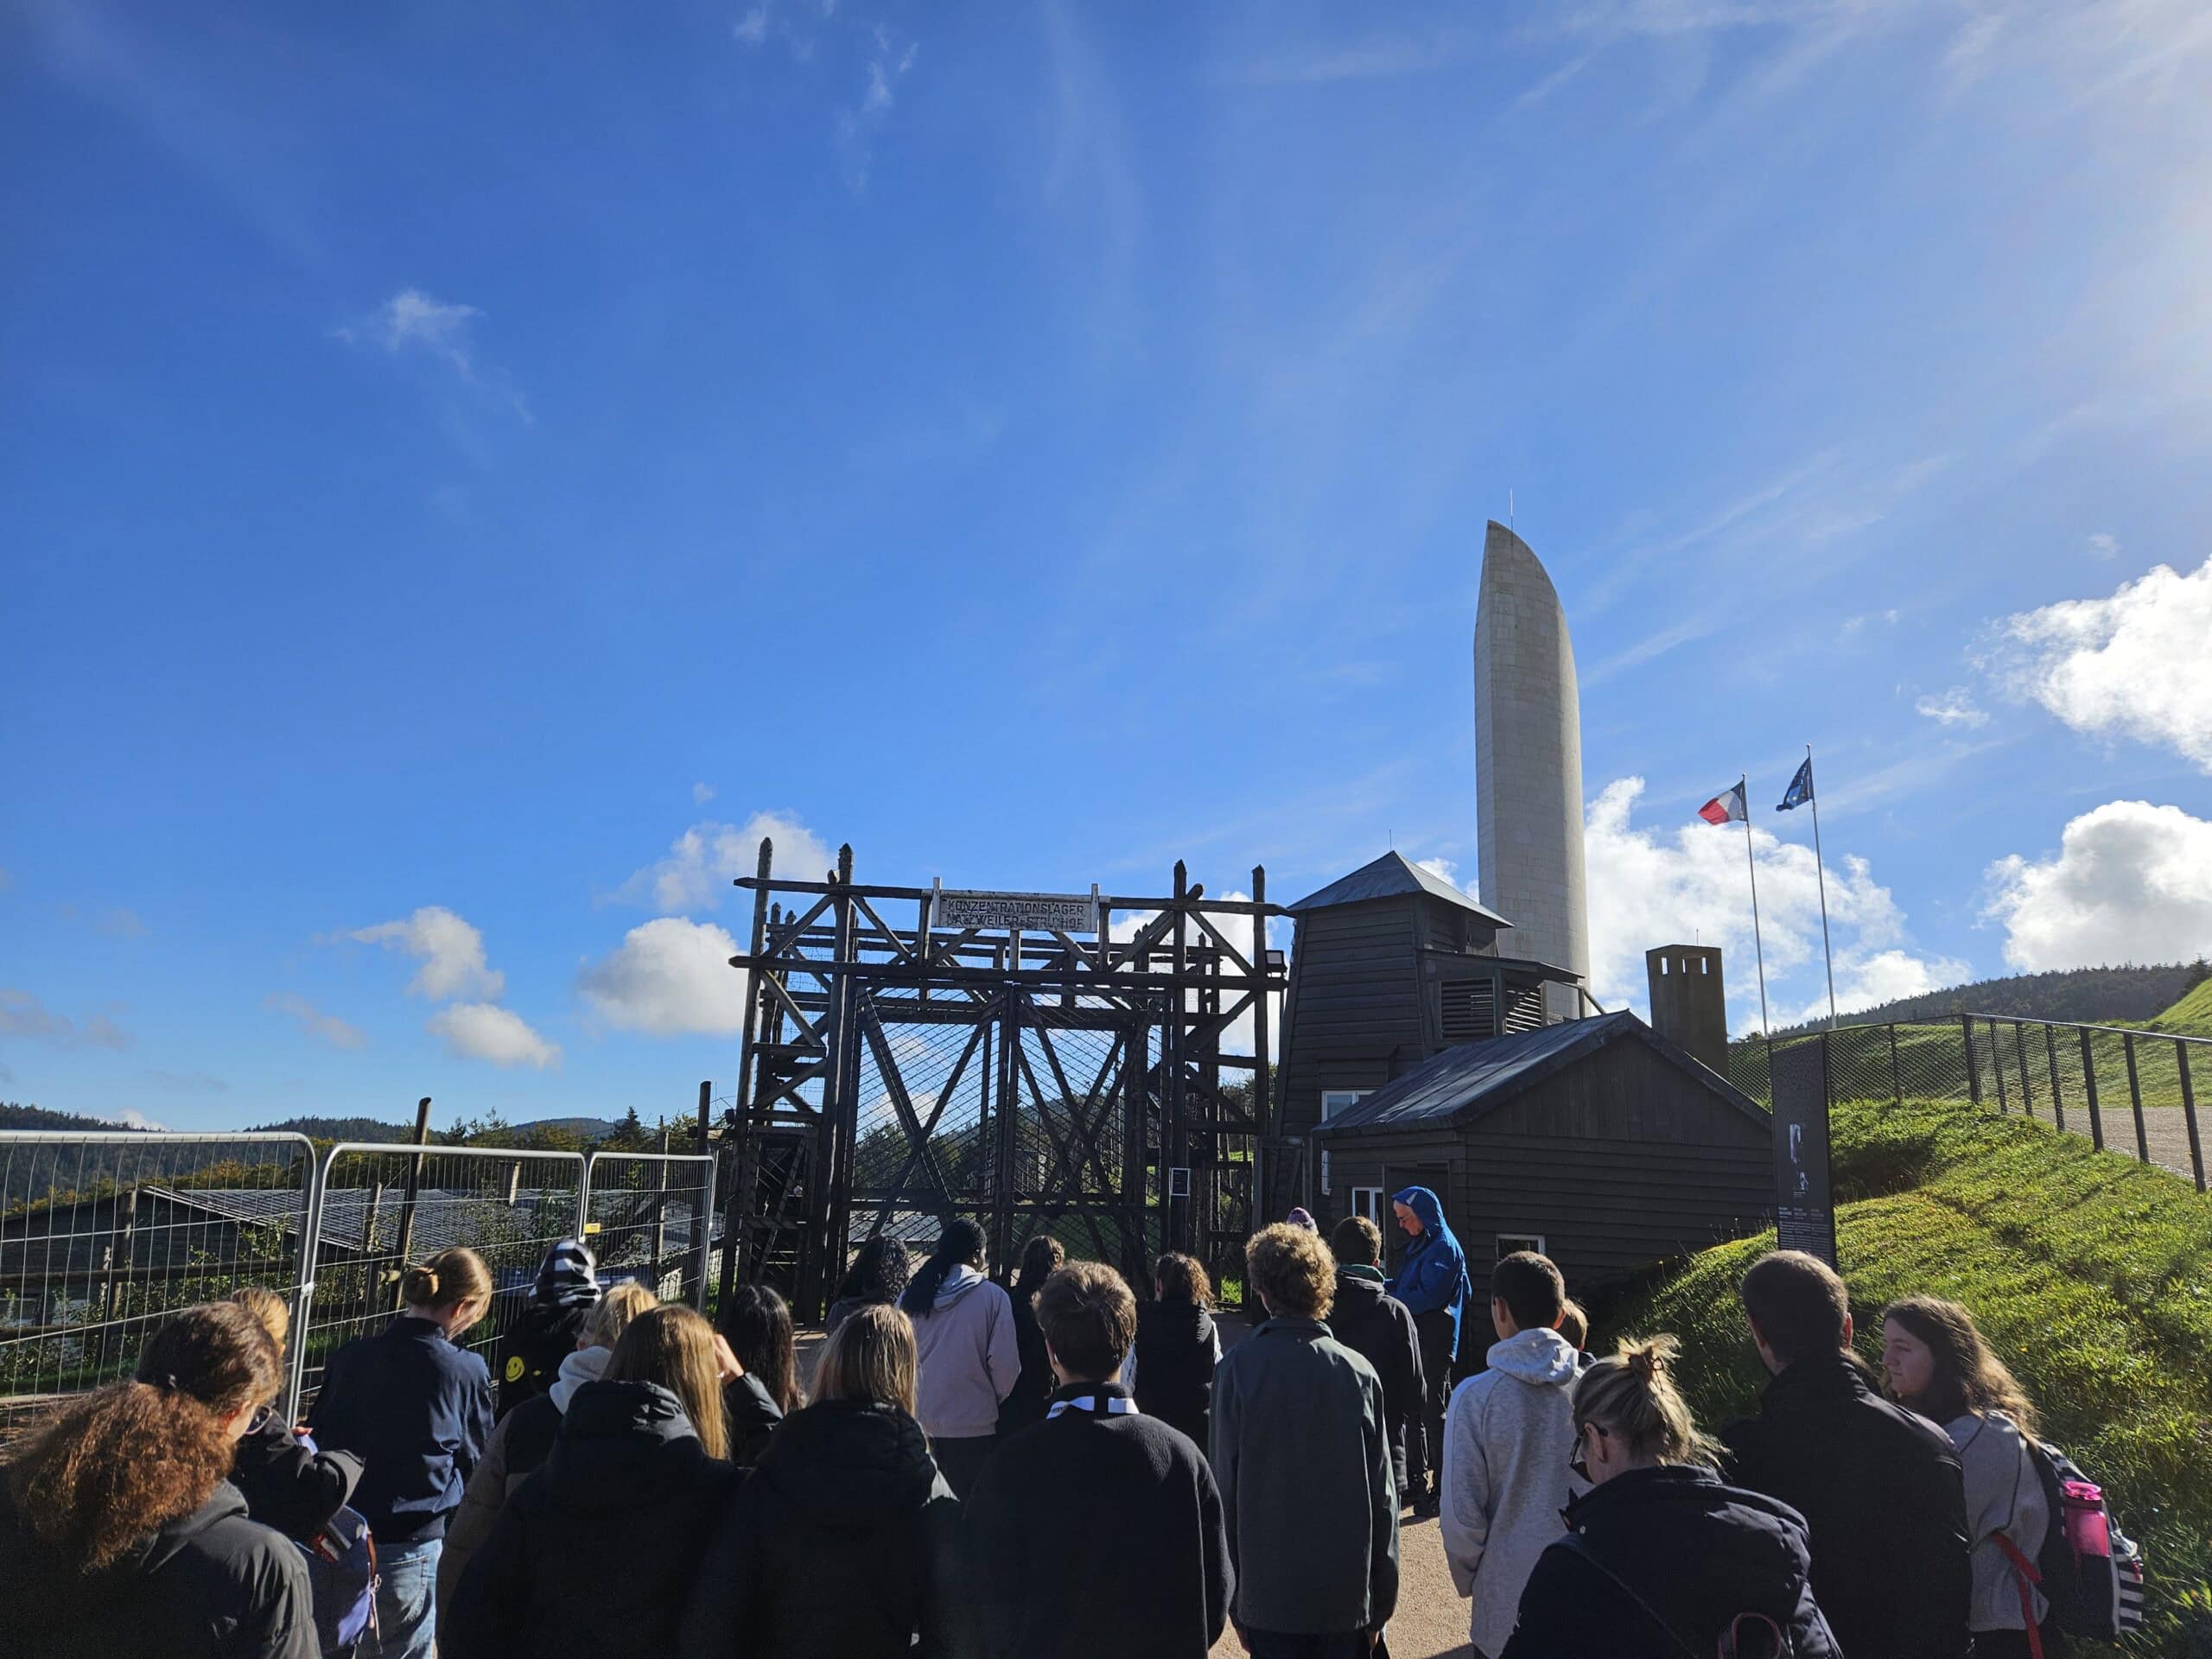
[1387,1186,1468,1518]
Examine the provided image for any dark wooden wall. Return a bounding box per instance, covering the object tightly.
[1319,1034,1771,1312]
[1276,899,1427,1139]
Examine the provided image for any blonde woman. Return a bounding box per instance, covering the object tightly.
[1499,1337,1841,1659]
[681,1302,963,1659]
[224,1286,365,1543]
[439,1280,659,1610]
[444,1306,737,1659]
[309,1246,495,1659]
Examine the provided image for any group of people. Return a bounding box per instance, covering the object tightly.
[0,1186,2055,1659]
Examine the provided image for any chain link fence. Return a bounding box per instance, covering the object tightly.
[0,1131,315,1438]
[582,1151,716,1307]
[1728,1015,2208,1191]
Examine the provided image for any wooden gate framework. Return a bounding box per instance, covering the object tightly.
[719,841,1287,1318]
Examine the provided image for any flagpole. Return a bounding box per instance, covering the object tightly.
[1805,743,1839,1031]
[1740,773,1772,1037]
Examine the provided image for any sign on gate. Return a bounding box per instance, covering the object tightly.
[1771,1038,1838,1267]
[935,888,1099,934]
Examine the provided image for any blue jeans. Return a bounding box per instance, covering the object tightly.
[374,1536,441,1659]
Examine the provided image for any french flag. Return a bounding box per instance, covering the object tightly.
[1698,781,1748,825]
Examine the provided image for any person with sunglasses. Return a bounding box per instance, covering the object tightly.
[1498,1336,1841,1659]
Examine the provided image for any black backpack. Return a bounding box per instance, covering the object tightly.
[1556,1533,1834,1658]
[2013,1437,2146,1644]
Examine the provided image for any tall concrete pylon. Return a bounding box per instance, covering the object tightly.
[1473,520,1590,1019]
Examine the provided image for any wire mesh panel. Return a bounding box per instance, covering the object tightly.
[582,1153,715,1308]
[0,1132,314,1440]
[847,992,1000,1260]
[296,1144,585,1410]
[1007,1000,1149,1282]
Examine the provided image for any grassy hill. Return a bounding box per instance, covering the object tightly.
[2151,977,2212,1039]
[1601,1097,2212,1656]
[1764,962,2206,1039]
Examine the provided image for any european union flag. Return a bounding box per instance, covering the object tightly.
[1777,757,1814,812]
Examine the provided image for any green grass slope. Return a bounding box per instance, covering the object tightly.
[1602,1097,2212,1656]
[2152,978,2212,1039]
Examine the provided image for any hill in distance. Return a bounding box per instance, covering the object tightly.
[0,1102,144,1135]
[246,1114,628,1143]
[1764,960,2208,1039]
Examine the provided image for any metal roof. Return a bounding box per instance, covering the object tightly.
[1287,851,1516,926]
[1310,1011,1766,1138]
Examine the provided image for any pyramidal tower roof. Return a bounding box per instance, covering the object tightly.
[1287,850,1514,925]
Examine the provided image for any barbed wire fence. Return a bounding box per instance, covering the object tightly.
[1729,1014,2207,1192]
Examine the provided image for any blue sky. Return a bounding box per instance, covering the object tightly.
[6,0,2212,1132]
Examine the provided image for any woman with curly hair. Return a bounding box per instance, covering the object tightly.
[0,1301,316,1659]
[823,1236,914,1339]
[1882,1297,2051,1659]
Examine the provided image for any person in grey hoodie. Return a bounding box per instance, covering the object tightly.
[899,1217,1020,1498]
[1439,1249,1585,1659]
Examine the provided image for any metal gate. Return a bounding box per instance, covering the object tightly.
[582,1151,717,1306]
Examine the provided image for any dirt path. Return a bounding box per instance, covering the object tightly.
[1209,1510,1473,1659]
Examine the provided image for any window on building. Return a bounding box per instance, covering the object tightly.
[1320,1089,1367,1121]
[1351,1186,1384,1224]
[1497,1232,1547,1258]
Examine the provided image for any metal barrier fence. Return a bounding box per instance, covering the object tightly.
[581,1150,716,1309]
[1729,1014,2209,1192]
[0,1131,315,1438]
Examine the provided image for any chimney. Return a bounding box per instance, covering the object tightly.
[1645,945,1727,1075]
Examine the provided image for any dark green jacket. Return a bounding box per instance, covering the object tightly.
[1211,1315,1399,1635]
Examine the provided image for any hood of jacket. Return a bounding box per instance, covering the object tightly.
[541,1380,709,1510]
[1390,1185,1455,1251]
[1486,1325,1581,1385]
[1333,1268,1389,1312]
[757,1398,941,1533]
[1567,1464,1816,1623]
[549,1342,612,1413]
[931,1263,988,1310]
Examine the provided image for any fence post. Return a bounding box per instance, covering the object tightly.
[2015,1023,2033,1117]
[1962,1015,1981,1106]
[2081,1027,2105,1151]
[651,1123,671,1294]
[1993,1023,2010,1116]
[389,1097,433,1310]
[2177,1041,2206,1194]
[2122,1033,2148,1164]
[1889,1024,1901,1107]
[2045,1025,2065,1133]
[693,1081,715,1309]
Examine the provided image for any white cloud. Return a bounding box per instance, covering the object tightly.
[95,1108,168,1131]
[1914,686,1989,728]
[692,781,716,804]
[351,906,505,1000]
[1980,556,2212,772]
[1984,800,2212,970]
[264,992,367,1051]
[733,4,770,46]
[2087,531,2120,560]
[579,918,747,1037]
[0,988,131,1051]
[427,1002,562,1069]
[1840,608,1899,638]
[616,813,833,914]
[338,289,531,420]
[1582,778,1967,1033]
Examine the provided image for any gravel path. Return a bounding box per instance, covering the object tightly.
[1210,1508,1474,1659]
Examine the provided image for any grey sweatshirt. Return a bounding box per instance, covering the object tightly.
[911,1266,1020,1440]
[1439,1326,1586,1658]
[1947,1410,2050,1633]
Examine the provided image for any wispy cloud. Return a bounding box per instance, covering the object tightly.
[1914,686,1988,728]
[0,988,131,1051]
[2086,531,2120,561]
[141,1069,226,1095]
[337,289,531,422]
[264,992,367,1051]
[835,25,918,192]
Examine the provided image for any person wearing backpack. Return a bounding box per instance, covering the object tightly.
[1720,1250,1971,1659]
[1500,1335,1842,1659]
[309,1246,495,1659]
[442,1306,738,1659]
[0,1302,316,1659]
[1881,1298,2053,1659]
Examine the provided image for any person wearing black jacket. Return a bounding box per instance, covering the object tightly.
[0,1302,315,1659]
[997,1233,1065,1437]
[1720,1250,1970,1659]
[223,1287,365,1543]
[718,1281,800,1466]
[1500,1336,1840,1659]
[443,1307,738,1659]
[681,1302,963,1659]
[493,1238,601,1420]
[310,1247,495,1659]
[968,1261,1232,1659]
[1325,1217,1423,1497]
[1128,1252,1220,1452]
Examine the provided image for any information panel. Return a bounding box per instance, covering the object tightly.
[1770,1037,1839,1267]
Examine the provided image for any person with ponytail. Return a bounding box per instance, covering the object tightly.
[309,1245,495,1659]
[898,1217,1018,1498]
[443,1306,737,1659]
[0,1301,316,1659]
[1881,1297,2052,1659]
[1498,1335,1841,1659]
[225,1286,365,1543]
